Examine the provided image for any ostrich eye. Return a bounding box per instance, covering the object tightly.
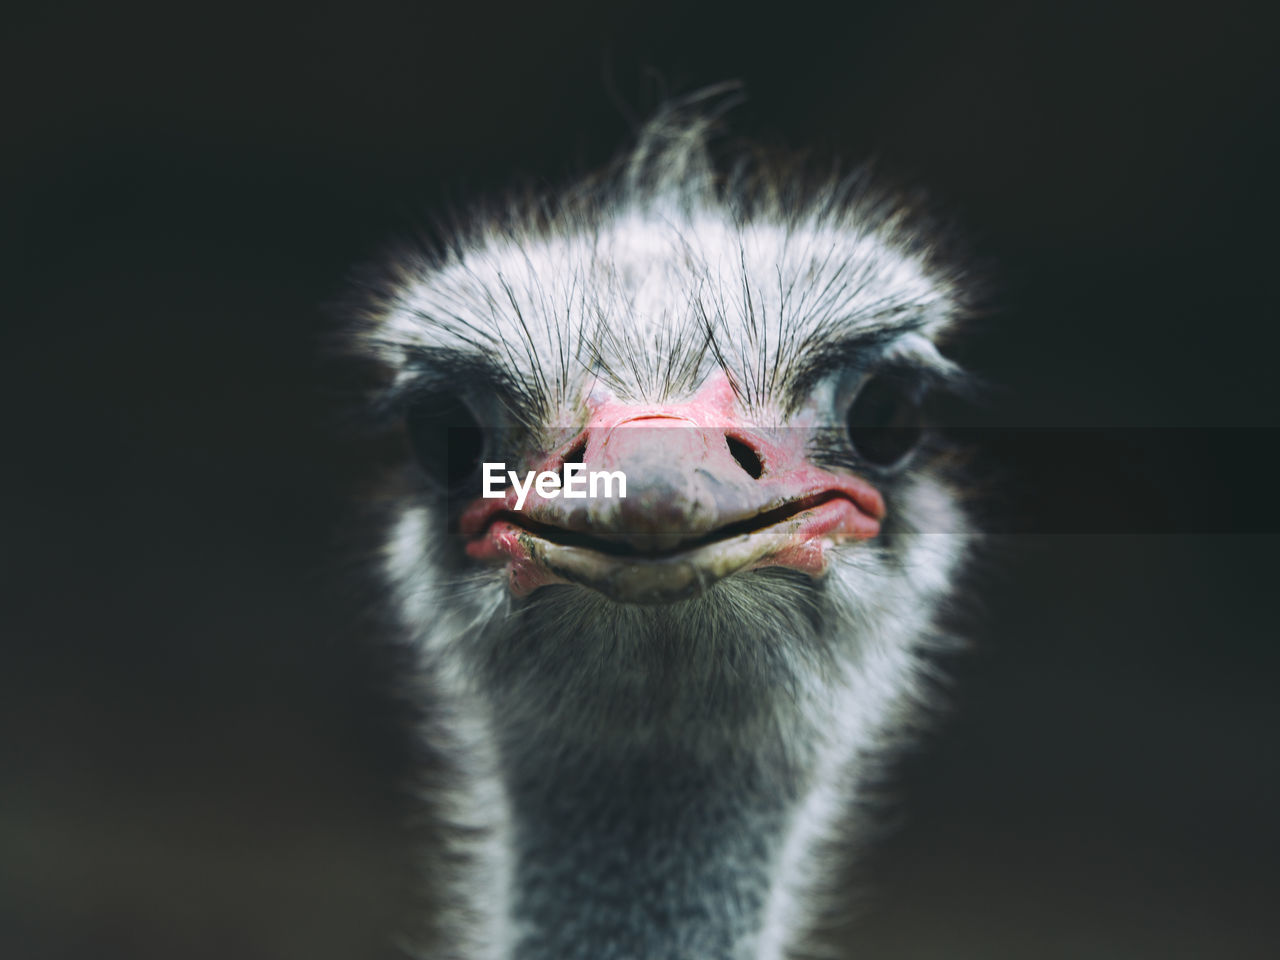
[845,374,924,467]
[404,392,486,492]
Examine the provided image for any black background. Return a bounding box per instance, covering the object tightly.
[3,1,1278,958]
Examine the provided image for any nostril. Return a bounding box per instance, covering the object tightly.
[558,437,589,483]
[725,435,764,479]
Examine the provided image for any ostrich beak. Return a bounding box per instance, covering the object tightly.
[461,375,884,603]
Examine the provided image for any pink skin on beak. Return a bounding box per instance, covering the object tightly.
[460,374,884,603]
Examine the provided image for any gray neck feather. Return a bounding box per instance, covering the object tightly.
[460,572,862,960]
[503,736,796,959]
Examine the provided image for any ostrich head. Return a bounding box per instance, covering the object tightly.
[350,104,972,959]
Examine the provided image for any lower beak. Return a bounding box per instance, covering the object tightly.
[473,492,880,603]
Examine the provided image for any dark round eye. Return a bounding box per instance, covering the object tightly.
[404,392,486,492]
[846,375,924,467]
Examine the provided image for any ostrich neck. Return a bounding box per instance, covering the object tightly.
[474,588,847,960]
[498,724,804,960]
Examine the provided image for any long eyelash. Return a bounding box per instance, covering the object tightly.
[378,348,529,428]
[806,426,861,472]
[783,329,918,410]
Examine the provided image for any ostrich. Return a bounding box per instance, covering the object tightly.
[348,102,972,960]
